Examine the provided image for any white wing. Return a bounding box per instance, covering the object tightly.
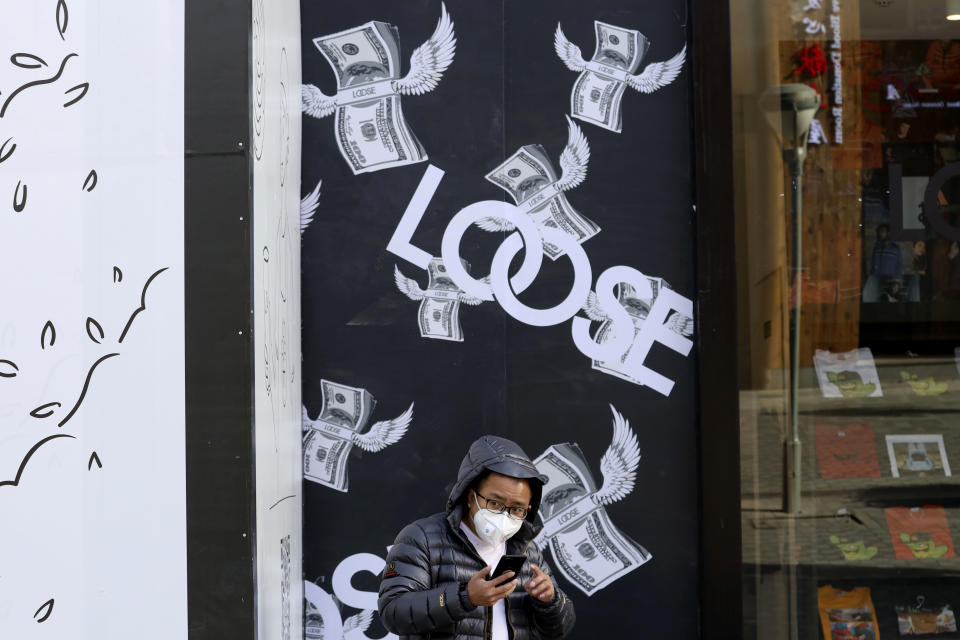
[353,403,414,453]
[593,405,641,506]
[581,291,608,322]
[554,24,586,72]
[458,290,485,306]
[475,216,516,232]
[394,3,456,96]
[300,180,321,235]
[344,610,375,636]
[301,84,336,118]
[626,45,687,94]
[394,265,425,301]
[668,312,694,337]
[555,115,590,192]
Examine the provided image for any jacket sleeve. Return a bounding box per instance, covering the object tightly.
[525,554,576,639]
[378,522,477,635]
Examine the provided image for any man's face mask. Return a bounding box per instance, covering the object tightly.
[472,492,524,547]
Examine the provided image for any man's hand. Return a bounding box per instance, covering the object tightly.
[466,565,518,607]
[524,564,555,603]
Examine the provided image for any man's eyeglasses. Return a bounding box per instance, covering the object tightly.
[474,490,529,520]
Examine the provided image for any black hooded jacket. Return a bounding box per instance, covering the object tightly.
[378,436,576,640]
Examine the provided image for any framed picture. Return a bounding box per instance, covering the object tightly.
[885,434,952,478]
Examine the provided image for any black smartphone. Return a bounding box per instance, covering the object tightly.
[487,554,525,586]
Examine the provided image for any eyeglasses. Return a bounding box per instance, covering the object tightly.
[474,490,529,520]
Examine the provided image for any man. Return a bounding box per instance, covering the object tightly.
[378,435,576,639]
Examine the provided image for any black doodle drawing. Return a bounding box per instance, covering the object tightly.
[13,181,26,212]
[0,359,18,377]
[33,598,54,623]
[63,82,88,108]
[269,494,297,511]
[11,53,48,69]
[29,402,61,419]
[0,137,15,163]
[112,266,122,282]
[0,53,79,118]
[118,267,168,343]
[56,352,119,427]
[82,169,97,192]
[56,0,69,40]
[252,0,265,160]
[86,317,104,344]
[41,321,55,349]
[88,451,101,470]
[0,434,76,489]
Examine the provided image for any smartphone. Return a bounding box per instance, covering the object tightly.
[486,554,525,586]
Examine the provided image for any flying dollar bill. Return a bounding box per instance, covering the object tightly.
[581,278,694,389]
[304,580,375,640]
[479,116,599,260]
[302,379,414,492]
[554,21,686,133]
[533,405,651,596]
[301,3,456,174]
[394,257,485,342]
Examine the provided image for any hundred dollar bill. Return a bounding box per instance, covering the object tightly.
[563,23,644,133]
[485,145,599,260]
[533,443,650,596]
[302,380,376,492]
[591,279,693,386]
[570,22,647,133]
[548,508,651,595]
[314,22,427,174]
[396,257,483,342]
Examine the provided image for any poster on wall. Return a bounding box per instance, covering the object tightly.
[300,1,696,638]
[0,1,186,638]
[253,0,305,638]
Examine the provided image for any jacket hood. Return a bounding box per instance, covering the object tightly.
[445,435,549,525]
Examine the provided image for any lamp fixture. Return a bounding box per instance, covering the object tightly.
[948,0,960,20]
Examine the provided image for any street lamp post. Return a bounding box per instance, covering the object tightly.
[760,85,820,514]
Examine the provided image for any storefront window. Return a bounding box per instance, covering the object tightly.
[731,1,960,637]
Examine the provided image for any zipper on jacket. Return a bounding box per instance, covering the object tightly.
[484,605,492,640]
[505,596,518,640]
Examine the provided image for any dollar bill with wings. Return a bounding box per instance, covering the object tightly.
[555,20,686,133]
[580,277,694,394]
[301,3,455,174]
[304,580,376,640]
[533,405,651,596]
[394,257,485,342]
[302,379,414,492]
[480,116,599,260]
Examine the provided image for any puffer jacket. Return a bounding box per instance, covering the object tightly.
[378,436,576,640]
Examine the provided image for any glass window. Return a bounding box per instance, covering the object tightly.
[731,1,960,638]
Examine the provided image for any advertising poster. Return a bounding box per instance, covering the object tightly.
[300,1,697,637]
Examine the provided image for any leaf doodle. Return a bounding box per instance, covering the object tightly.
[113,266,123,282]
[85,317,104,344]
[82,169,97,191]
[34,598,54,623]
[118,268,168,343]
[29,402,61,419]
[63,82,89,108]
[88,451,101,470]
[0,434,76,488]
[57,352,118,427]
[56,0,69,40]
[0,53,77,118]
[10,53,48,69]
[13,180,27,212]
[0,137,15,163]
[41,320,56,349]
[0,359,18,378]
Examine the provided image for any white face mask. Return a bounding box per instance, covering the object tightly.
[472,493,524,548]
